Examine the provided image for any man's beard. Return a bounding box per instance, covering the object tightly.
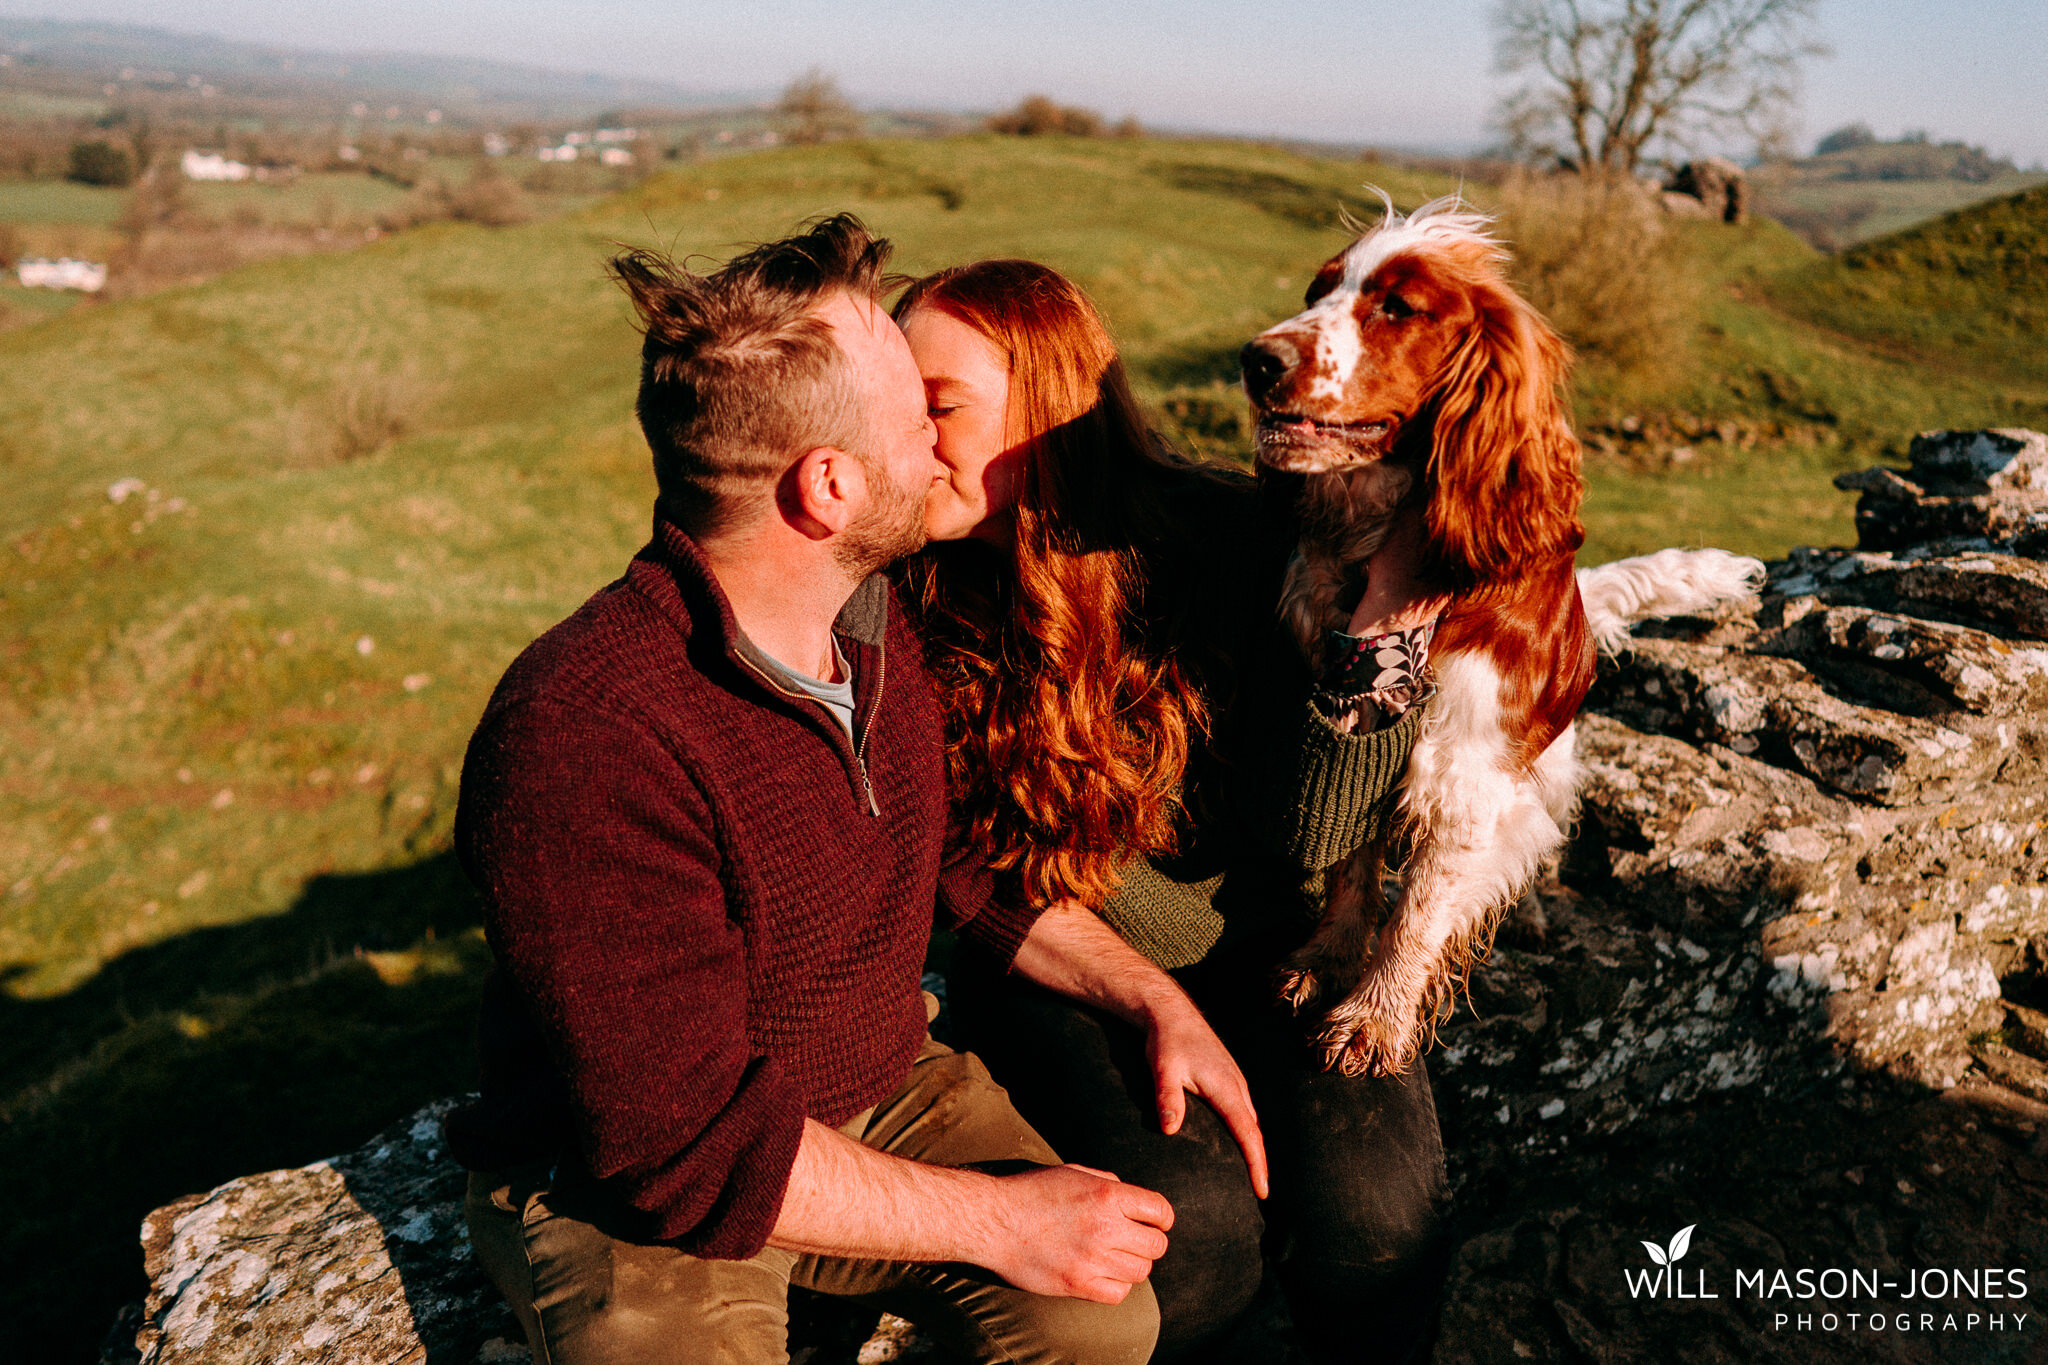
[832,453,929,576]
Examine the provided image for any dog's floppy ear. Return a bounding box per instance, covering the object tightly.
[1422,283,1584,586]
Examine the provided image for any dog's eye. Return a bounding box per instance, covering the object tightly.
[1380,294,1418,321]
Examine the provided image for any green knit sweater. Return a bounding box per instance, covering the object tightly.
[1085,473,1426,970]
[1097,696,1424,969]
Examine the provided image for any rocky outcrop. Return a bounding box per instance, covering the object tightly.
[1834,427,2048,554]
[132,1099,521,1365]
[1486,428,2048,1104]
[1430,429,2048,1364]
[1663,156,1749,224]
[126,432,2048,1365]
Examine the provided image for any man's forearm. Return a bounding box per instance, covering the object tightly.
[768,1117,1174,1303]
[767,1118,1004,1262]
[1007,898,1195,1028]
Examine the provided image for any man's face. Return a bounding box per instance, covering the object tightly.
[818,291,943,573]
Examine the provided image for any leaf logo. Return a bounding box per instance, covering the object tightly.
[1641,1224,1695,1267]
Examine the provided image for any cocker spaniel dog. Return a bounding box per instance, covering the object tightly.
[1243,194,1761,1076]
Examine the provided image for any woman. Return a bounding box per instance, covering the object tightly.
[894,260,1452,1365]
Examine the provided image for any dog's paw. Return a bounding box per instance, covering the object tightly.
[1315,1013,1421,1078]
[1277,943,1363,1013]
[1276,963,1322,1013]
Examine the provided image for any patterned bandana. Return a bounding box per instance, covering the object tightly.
[1319,620,1437,722]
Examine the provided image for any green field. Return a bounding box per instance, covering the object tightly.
[0,164,522,232]
[0,177,130,225]
[0,86,108,120]
[3,133,2044,1360]
[183,168,417,224]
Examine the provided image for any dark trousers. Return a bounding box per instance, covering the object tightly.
[952,944,1451,1365]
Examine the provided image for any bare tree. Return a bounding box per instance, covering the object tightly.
[777,69,861,145]
[1493,0,1825,174]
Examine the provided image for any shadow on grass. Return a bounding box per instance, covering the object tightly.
[0,852,487,1365]
[1147,161,1375,232]
[1130,337,1247,392]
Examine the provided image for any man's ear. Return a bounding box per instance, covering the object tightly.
[776,446,867,541]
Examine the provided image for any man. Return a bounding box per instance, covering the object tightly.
[446,215,1268,1365]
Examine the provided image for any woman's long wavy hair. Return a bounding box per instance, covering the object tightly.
[894,261,1217,910]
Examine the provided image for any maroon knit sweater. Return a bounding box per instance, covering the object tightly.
[444,516,1040,1258]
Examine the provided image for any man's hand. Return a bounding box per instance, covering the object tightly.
[770,1120,1170,1302]
[986,1163,1174,1303]
[1011,900,1269,1199]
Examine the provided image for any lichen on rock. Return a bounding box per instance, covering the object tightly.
[134,1099,522,1365]
[1430,429,2048,1365]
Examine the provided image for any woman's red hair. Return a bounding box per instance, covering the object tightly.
[894,261,1220,910]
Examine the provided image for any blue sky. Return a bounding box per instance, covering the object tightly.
[6,1,2045,163]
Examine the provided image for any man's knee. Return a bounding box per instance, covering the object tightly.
[468,1173,794,1365]
[1014,1277,1161,1365]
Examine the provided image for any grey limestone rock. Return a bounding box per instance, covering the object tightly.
[1439,433,2048,1141]
[1428,435,2048,1364]
[1663,156,1749,223]
[1834,427,2048,552]
[134,1099,523,1365]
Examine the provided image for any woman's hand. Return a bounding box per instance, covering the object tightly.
[1140,995,1270,1200]
[1347,500,1451,638]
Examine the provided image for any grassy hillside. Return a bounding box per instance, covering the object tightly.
[1762,181,2048,388]
[2,134,2042,1359]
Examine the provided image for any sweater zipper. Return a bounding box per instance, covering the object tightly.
[852,642,885,817]
[734,648,883,818]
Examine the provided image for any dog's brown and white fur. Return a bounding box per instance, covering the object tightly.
[1243,195,1762,1076]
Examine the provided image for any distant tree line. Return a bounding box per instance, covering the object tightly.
[766,75,1144,144]
[1807,123,2015,182]
[985,96,1141,139]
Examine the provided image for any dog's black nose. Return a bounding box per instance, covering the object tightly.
[1240,337,1295,403]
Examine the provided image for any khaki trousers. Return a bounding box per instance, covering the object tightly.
[465,1033,1160,1365]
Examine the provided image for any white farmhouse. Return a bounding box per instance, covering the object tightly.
[19,258,108,291]
[181,149,251,182]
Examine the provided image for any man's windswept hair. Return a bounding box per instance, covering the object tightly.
[609,213,894,536]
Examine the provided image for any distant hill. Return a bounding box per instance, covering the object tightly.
[0,16,763,124]
[1805,126,2018,183]
[1751,128,2044,250]
[1766,182,2048,387]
